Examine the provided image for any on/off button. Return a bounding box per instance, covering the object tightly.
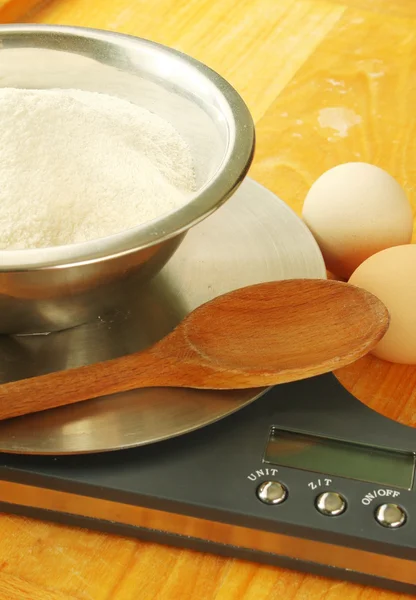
[375,504,407,528]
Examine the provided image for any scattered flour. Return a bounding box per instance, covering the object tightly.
[318,106,362,138]
[0,88,196,249]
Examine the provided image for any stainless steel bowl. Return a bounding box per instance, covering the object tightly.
[0,24,254,334]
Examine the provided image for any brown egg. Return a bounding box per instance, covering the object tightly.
[302,163,413,279]
[349,245,416,364]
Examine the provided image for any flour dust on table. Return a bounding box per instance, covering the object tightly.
[0,88,196,250]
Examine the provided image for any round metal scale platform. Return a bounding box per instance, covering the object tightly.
[0,178,326,455]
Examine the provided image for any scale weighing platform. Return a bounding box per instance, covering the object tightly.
[0,180,414,593]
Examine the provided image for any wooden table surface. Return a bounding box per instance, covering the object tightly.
[0,0,415,598]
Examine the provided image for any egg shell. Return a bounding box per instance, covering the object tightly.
[349,244,416,364]
[302,162,413,279]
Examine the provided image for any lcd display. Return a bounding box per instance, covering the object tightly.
[264,428,415,490]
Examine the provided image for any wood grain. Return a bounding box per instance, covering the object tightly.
[0,0,415,599]
[25,0,345,122]
[250,7,416,220]
[326,0,416,18]
[0,280,388,419]
[0,0,44,21]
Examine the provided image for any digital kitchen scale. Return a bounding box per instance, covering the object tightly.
[0,179,413,593]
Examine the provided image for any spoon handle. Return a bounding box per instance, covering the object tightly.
[0,331,238,420]
[0,345,176,421]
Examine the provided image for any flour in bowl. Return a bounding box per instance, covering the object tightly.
[0,88,196,249]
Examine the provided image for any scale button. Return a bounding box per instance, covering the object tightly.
[375,504,407,528]
[257,481,288,505]
[315,492,346,516]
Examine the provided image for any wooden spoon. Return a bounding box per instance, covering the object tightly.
[0,279,388,421]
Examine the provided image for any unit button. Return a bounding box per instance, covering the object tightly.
[257,481,288,505]
[316,492,346,516]
[375,504,407,528]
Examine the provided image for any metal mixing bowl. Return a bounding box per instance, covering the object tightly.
[0,24,254,334]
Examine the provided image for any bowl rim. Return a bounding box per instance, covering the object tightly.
[0,24,255,271]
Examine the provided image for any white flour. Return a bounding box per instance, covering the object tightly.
[0,88,196,249]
